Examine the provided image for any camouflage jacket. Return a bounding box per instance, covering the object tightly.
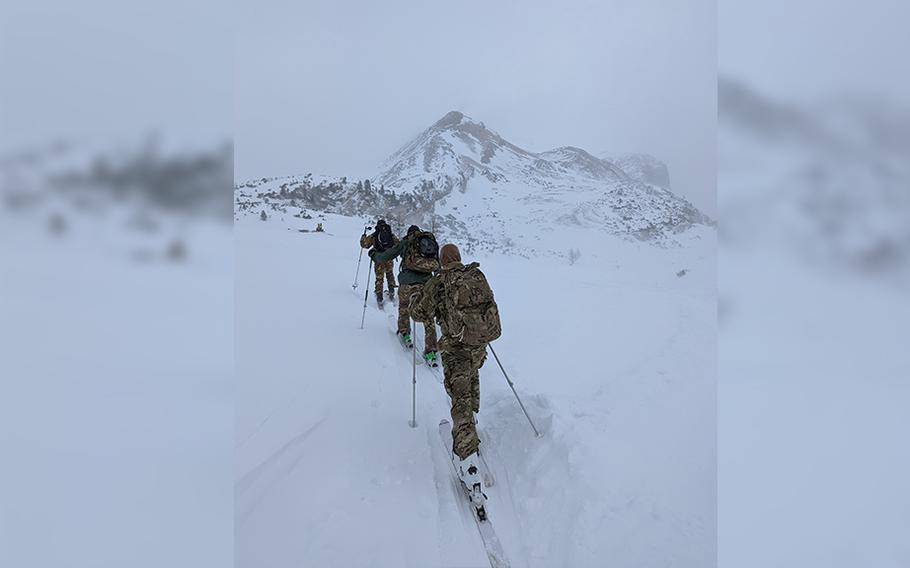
[360,232,399,251]
[412,261,471,352]
[371,233,434,286]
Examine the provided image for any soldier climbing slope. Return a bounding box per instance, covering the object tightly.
[412,243,501,493]
[360,219,398,309]
[370,225,440,365]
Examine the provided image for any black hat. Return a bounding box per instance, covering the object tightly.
[376,219,387,226]
[406,225,420,235]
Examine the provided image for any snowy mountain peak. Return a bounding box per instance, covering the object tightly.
[237,112,712,252]
[430,111,496,139]
[376,110,530,195]
[433,110,468,129]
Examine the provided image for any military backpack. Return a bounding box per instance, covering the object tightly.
[374,222,394,251]
[403,231,440,274]
[440,262,501,348]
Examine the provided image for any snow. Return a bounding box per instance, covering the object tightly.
[719,249,910,568]
[718,78,910,567]
[0,206,233,567]
[235,212,715,567]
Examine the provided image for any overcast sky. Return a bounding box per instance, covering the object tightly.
[0,0,231,152]
[720,0,910,104]
[236,0,717,215]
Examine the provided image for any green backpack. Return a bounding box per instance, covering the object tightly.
[403,231,440,274]
[440,263,501,348]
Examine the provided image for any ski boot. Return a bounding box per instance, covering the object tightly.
[387,286,396,303]
[457,452,487,520]
[397,330,413,349]
[423,350,439,368]
[376,292,384,310]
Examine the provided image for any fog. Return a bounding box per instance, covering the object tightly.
[236,0,716,215]
[720,0,910,102]
[718,1,910,567]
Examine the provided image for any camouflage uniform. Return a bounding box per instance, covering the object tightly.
[372,259,396,297]
[398,282,438,353]
[360,233,397,298]
[371,232,440,354]
[441,348,486,458]
[412,260,490,459]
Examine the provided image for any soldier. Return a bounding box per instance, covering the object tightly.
[360,219,398,308]
[370,225,440,364]
[412,243,501,492]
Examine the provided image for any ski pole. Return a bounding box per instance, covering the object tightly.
[488,345,541,438]
[352,248,364,290]
[359,258,373,330]
[409,318,417,428]
[352,225,369,289]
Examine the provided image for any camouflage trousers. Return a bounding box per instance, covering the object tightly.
[398,282,438,353]
[373,260,396,297]
[442,347,486,460]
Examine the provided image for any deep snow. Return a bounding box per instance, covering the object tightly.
[719,250,910,568]
[718,79,910,567]
[0,207,233,567]
[235,212,715,567]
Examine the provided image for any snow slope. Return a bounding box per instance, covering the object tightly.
[235,212,715,567]
[0,206,233,567]
[0,137,233,567]
[719,78,910,277]
[718,78,910,566]
[719,251,910,568]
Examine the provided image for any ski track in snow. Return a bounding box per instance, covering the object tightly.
[236,416,328,527]
[235,213,715,567]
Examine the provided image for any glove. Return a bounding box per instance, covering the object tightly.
[368,250,376,260]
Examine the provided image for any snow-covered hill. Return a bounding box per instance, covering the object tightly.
[235,212,715,568]
[235,112,717,567]
[376,111,628,194]
[236,112,711,252]
[718,78,910,568]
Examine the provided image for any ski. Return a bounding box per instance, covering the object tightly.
[439,419,510,568]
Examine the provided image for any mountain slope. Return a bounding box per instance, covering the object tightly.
[375,111,627,194]
[236,111,712,252]
[718,77,910,568]
[235,212,715,568]
[608,153,671,189]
